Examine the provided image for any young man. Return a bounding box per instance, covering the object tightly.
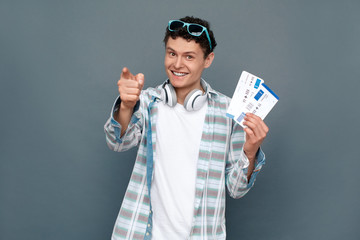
[104,16,269,240]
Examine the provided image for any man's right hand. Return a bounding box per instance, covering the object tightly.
[117,67,145,110]
[115,67,144,136]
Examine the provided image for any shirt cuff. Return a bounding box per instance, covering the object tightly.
[109,96,122,142]
[110,96,141,142]
[243,147,266,188]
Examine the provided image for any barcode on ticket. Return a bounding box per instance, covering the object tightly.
[246,102,253,111]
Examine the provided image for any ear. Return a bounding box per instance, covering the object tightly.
[204,52,215,69]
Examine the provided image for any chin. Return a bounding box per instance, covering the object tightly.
[168,75,185,85]
[169,78,186,88]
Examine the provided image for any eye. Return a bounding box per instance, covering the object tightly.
[186,55,194,60]
[169,52,176,57]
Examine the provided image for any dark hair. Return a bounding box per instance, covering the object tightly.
[163,16,217,58]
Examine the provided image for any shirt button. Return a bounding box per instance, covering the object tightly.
[146,232,149,236]
[148,224,151,227]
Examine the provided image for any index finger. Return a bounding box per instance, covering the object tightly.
[245,113,269,133]
[121,67,135,80]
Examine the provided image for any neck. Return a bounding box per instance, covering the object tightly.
[175,84,205,105]
[175,90,188,105]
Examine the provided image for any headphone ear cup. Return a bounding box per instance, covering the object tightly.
[162,83,177,107]
[184,89,207,111]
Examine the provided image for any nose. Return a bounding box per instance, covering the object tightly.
[174,56,183,69]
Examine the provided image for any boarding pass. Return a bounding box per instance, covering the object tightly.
[226,71,279,127]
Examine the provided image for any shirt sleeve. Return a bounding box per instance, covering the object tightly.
[225,121,266,199]
[104,95,143,152]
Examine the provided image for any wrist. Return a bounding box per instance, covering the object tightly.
[244,152,256,162]
[120,102,134,112]
[113,102,132,123]
[243,148,259,162]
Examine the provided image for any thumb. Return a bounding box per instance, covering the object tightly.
[136,73,145,89]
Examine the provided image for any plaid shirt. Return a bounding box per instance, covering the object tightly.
[104,80,265,240]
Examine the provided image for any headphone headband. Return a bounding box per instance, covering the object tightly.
[161,79,208,111]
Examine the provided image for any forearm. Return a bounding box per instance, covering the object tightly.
[245,154,256,182]
[114,102,134,137]
[226,147,266,199]
[104,98,143,152]
[225,153,252,199]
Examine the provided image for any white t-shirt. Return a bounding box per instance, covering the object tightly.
[151,101,208,240]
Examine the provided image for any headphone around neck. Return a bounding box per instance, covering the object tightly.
[161,79,208,111]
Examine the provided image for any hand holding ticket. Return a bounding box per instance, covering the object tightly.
[226,71,279,127]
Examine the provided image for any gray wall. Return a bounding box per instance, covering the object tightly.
[1,0,359,239]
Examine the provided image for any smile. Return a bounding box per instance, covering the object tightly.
[172,71,188,77]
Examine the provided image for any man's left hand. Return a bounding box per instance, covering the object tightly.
[242,113,269,161]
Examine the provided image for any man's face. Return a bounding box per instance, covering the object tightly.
[164,37,214,95]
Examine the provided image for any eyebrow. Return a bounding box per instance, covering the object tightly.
[166,47,196,55]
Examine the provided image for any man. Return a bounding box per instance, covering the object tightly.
[104,16,268,240]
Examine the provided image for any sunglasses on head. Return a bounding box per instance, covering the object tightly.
[168,20,212,51]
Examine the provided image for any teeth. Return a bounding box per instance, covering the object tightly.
[173,71,187,76]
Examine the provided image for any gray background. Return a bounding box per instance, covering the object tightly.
[1,0,359,239]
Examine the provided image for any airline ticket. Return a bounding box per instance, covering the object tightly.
[226,71,279,127]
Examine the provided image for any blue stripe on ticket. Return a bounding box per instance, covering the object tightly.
[226,113,234,119]
[237,112,246,123]
[255,79,261,89]
[254,90,264,101]
[261,83,279,100]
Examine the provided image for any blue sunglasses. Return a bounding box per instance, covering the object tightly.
[168,20,212,50]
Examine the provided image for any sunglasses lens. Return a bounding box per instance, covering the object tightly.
[169,21,184,30]
[188,24,203,36]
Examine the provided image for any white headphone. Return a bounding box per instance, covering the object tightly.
[161,79,208,111]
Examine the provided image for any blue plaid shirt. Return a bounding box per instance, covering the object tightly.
[104,80,265,240]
